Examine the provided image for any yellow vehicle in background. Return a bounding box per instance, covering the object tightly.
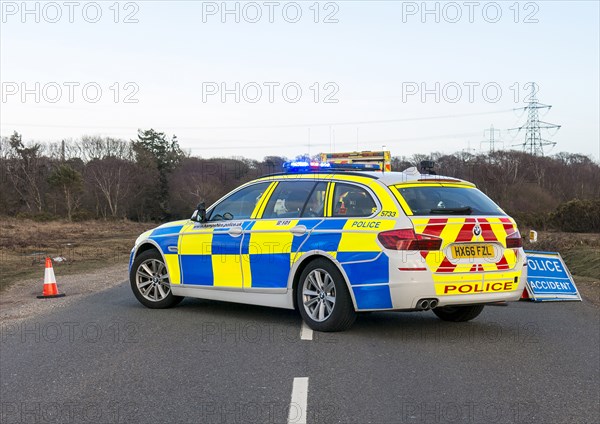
[321,151,392,173]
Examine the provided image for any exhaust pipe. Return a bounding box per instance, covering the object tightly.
[417,299,430,310]
[416,298,439,310]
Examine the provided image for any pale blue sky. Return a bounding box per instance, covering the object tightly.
[1,0,599,160]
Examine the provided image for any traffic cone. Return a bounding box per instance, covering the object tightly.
[37,258,65,299]
[520,287,530,301]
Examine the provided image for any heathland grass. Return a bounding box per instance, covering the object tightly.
[524,231,600,279]
[0,218,155,291]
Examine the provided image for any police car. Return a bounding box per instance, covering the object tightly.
[129,161,527,332]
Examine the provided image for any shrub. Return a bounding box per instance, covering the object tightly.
[550,199,600,233]
[15,211,57,222]
[71,210,94,222]
[510,211,550,231]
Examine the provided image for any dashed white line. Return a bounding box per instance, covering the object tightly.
[300,321,313,341]
[288,377,309,424]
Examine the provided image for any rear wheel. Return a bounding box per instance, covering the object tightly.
[296,258,356,332]
[432,305,485,322]
[130,249,183,309]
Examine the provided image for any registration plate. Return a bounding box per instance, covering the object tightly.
[451,244,494,259]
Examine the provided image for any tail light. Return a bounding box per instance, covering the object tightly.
[377,229,442,251]
[506,231,523,248]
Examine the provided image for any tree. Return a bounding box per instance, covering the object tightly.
[168,157,257,219]
[5,131,48,213]
[0,136,14,214]
[132,129,185,218]
[168,158,225,218]
[133,129,184,175]
[77,136,133,162]
[48,164,83,221]
[391,156,413,172]
[84,157,136,219]
[261,156,286,175]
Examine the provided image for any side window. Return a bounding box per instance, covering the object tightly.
[302,182,327,218]
[262,181,316,219]
[209,182,270,221]
[332,183,377,217]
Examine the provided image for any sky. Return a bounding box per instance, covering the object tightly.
[1,0,599,160]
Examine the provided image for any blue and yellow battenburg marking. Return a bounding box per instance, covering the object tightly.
[133,172,405,310]
[136,216,400,310]
[174,217,398,309]
[136,221,188,285]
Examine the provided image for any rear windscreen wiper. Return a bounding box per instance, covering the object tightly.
[430,206,473,215]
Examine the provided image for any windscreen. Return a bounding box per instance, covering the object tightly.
[394,186,505,216]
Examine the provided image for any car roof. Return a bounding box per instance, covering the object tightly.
[360,170,474,186]
[260,168,474,187]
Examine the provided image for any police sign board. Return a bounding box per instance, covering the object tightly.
[524,251,581,301]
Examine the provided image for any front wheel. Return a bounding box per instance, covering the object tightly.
[433,305,485,322]
[296,259,356,332]
[130,249,183,309]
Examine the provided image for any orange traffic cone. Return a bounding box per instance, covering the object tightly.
[520,287,530,301]
[37,258,65,299]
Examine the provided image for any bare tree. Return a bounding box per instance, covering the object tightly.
[78,136,133,162]
[85,157,135,218]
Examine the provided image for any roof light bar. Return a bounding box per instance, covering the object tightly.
[282,161,331,173]
[282,161,381,173]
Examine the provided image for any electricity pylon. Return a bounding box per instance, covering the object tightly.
[481,125,503,153]
[509,83,561,156]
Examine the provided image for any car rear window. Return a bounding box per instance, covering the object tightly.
[394,185,505,216]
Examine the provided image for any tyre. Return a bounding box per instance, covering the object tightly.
[432,304,485,322]
[130,249,183,309]
[296,258,356,332]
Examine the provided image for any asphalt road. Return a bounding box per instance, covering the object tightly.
[1,282,598,424]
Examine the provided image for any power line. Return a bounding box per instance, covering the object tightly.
[186,131,483,151]
[1,108,514,132]
[508,83,561,156]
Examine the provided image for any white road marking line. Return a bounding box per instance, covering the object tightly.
[288,377,309,424]
[300,321,313,341]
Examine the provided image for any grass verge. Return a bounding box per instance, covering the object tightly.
[0,218,155,291]
[523,231,600,278]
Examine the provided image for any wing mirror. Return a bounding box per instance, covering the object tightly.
[194,202,207,222]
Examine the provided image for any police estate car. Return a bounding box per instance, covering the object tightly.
[129,162,527,332]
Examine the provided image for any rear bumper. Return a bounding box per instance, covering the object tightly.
[388,280,525,309]
[383,251,528,310]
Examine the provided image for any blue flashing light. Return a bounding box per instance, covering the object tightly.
[283,160,379,173]
[283,161,331,173]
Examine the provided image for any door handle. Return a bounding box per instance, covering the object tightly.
[228,226,243,237]
[290,225,307,236]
